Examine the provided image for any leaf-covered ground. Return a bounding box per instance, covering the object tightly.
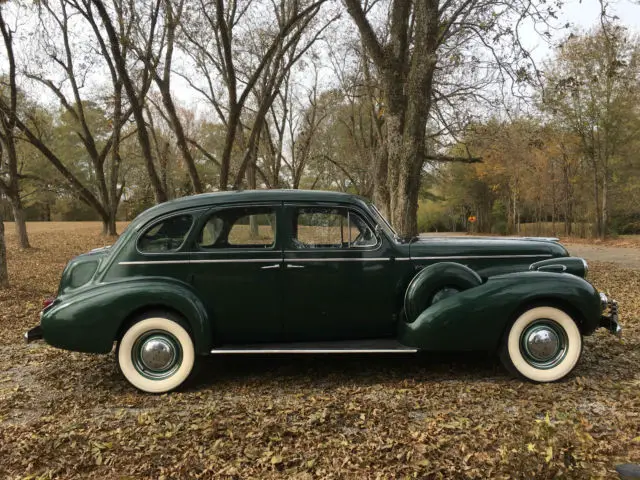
[1,222,638,479]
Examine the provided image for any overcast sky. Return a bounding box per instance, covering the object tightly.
[523,0,640,61]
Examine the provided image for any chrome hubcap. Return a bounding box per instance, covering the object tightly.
[140,337,176,371]
[132,331,182,380]
[520,320,568,369]
[525,327,560,361]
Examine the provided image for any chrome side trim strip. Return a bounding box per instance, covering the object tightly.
[119,254,550,266]
[406,254,553,260]
[210,348,418,354]
[119,260,190,265]
[119,257,391,265]
[191,258,279,264]
[283,257,390,263]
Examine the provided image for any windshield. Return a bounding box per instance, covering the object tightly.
[368,202,399,240]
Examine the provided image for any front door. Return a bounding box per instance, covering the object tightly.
[189,204,283,344]
[281,204,395,342]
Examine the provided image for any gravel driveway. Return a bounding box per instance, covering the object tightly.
[565,244,640,270]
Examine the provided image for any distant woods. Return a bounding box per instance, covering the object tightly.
[424,27,640,238]
[0,0,637,250]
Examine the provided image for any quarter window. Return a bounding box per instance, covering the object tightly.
[138,214,193,253]
[198,207,276,249]
[292,207,377,249]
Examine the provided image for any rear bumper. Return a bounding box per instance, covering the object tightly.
[24,325,43,343]
[599,293,621,337]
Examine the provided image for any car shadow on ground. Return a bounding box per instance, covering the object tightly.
[188,351,509,391]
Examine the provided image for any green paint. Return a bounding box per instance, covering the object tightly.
[36,190,608,356]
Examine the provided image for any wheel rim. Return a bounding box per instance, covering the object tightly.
[131,330,183,380]
[519,319,568,369]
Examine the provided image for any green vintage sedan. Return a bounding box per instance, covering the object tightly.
[25,190,621,393]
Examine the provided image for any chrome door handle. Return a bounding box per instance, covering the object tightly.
[286,264,305,269]
[261,264,281,270]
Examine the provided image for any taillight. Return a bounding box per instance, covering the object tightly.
[42,298,55,309]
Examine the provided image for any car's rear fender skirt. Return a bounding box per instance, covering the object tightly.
[40,277,211,354]
[397,271,601,351]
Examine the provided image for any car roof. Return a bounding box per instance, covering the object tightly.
[132,189,369,227]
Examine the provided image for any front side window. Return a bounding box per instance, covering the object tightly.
[138,214,193,253]
[292,207,377,249]
[198,206,276,249]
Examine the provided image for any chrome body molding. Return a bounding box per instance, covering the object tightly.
[119,257,392,265]
[119,260,195,265]
[396,254,553,261]
[210,347,418,354]
[282,257,391,263]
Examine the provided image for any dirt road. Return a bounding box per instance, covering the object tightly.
[565,243,640,270]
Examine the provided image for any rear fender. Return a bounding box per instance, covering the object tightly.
[398,271,600,351]
[41,277,211,354]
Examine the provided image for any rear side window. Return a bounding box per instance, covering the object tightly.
[198,206,276,249]
[138,214,193,253]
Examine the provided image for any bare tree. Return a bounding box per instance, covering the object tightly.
[0,5,29,247]
[91,0,166,203]
[178,0,332,190]
[128,0,205,194]
[343,0,556,236]
[13,0,139,235]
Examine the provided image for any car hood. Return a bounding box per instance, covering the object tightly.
[409,236,569,258]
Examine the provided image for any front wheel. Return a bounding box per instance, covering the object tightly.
[500,306,582,382]
[117,314,196,393]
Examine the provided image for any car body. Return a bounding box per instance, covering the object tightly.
[24,190,621,392]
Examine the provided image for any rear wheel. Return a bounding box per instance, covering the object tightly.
[500,306,582,382]
[117,313,196,393]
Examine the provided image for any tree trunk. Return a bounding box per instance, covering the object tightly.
[601,170,608,239]
[0,209,7,287]
[372,147,390,217]
[592,161,601,238]
[102,215,117,237]
[10,196,29,249]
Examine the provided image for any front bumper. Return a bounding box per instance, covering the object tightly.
[599,293,622,337]
[24,325,43,343]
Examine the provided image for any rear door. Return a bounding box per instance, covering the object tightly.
[281,203,395,342]
[189,203,284,344]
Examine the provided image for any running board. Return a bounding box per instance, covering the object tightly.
[210,339,417,354]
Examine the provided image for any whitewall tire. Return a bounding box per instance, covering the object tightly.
[500,306,582,382]
[117,315,196,393]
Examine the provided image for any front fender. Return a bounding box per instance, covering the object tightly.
[41,277,211,354]
[398,271,600,351]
